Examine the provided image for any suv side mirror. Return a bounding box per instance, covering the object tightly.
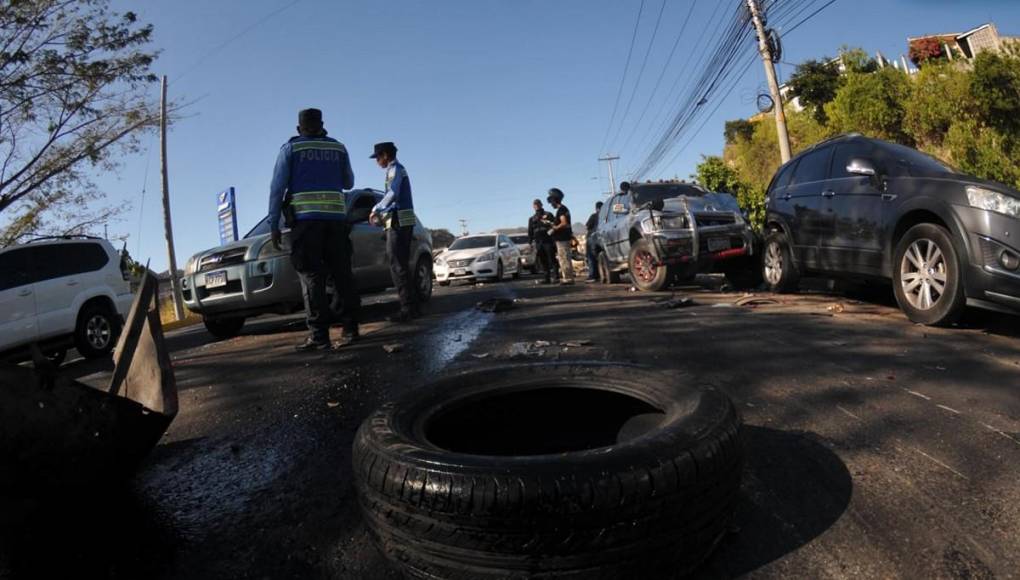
[499,242,510,249]
[846,157,877,177]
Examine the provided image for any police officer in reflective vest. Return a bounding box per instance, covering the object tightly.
[268,108,360,350]
[369,142,419,322]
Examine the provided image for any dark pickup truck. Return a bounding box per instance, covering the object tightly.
[589,181,759,292]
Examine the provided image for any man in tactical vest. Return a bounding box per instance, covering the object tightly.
[527,199,559,284]
[268,108,360,351]
[369,142,419,323]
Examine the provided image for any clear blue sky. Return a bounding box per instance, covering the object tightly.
[99,0,1020,271]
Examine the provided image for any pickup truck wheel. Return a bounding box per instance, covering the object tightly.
[629,239,669,292]
[203,316,245,340]
[892,224,966,326]
[74,304,121,359]
[353,363,742,580]
[598,252,621,284]
[494,260,504,282]
[763,231,800,293]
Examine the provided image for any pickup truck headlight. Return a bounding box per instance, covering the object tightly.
[967,186,1020,219]
[477,252,497,262]
[184,256,198,275]
[641,215,688,233]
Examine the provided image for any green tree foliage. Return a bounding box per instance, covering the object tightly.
[724,119,755,145]
[0,0,161,246]
[903,62,971,151]
[945,121,1020,189]
[695,155,766,231]
[971,51,1020,137]
[824,68,912,144]
[787,58,842,124]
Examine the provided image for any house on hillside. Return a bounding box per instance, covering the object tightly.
[908,23,1018,66]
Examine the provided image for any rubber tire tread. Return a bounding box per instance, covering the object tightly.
[353,364,743,579]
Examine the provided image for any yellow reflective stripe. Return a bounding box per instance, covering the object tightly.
[291,141,346,152]
[292,191,343,201]
[398,209,417,226]
[293,203,347,213]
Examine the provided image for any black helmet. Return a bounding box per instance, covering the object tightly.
[620,181,631,193]
[546,188,564,202]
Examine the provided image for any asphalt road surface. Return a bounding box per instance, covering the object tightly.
[2,274,1019,579]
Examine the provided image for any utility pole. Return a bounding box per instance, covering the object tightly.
[458,219,469,236]
[159,75,185,322]
[598,155,620,195]
[746,0,791,164]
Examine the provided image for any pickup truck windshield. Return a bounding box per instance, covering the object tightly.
[631,183,707,208]
[245,217,270,238]
[450,236,495,250]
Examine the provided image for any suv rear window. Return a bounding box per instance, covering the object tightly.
[790,147,832,185]
[30,243,109,282]
[0,248,31,291]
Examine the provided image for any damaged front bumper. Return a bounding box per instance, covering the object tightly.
[643,210,757,268]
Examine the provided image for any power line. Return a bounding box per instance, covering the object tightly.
[173,0,304,84]
[599,0,646,154]
[606,0,668,150]
[616,0,700,156]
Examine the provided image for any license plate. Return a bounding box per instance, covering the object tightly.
[708,237,731,253]
[454,268,467,276]
[206,270,228,288]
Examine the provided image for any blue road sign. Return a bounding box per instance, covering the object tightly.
[217,187,238,245]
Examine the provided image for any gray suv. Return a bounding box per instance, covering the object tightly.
[589,181,758,292]
[182,189,433,338]
[763,134,1020,325]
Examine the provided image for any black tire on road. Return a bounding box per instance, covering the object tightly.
[414,255,434,303]
[598,252,621,284]
[892,223,966,326]
[628,239,670,292]
[762,231,800,293]
[203,316,245,340]
[74,303,121,359]
[353,363,743,579]
[494,260,504,283]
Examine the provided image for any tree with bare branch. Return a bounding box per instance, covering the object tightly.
[0,0,160,246]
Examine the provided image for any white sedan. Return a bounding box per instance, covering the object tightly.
[435,234,522,285]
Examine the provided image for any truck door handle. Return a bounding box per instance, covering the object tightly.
[821,190,836,198]
[881,193,897,201]
[66,279,79,286]
[782,193,791,201]
[17,289,32,297]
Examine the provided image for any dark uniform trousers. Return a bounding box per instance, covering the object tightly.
[387,224,417,314]
[536,238,559,282]
[290,220,360,342]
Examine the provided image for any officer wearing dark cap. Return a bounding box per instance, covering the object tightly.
[369,142,419,322]
[268,108,360,350]
[546,188,575,285]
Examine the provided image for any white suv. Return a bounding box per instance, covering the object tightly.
[0,237,134,365]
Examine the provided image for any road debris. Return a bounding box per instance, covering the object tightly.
[659,297,695,309]
[471,353,491,359]
[383,343,404,354]
[476,298,515,313]
[735,295,781,308]
[327,401,341,408]
[560,340,593,348]
[508,342,548,358]
[827,302,847,313]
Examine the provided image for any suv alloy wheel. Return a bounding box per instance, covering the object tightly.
[74,303,121,358]
[892,223,966,325]
[762,231,800,293]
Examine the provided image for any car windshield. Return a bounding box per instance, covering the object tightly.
[449,236,495,250]
[509,235,529,245]
[631,183,708,207]
[245,216,271,238]
[882,142,958,176]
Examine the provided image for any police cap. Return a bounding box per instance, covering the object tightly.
[370,142,398,159]
[298,108,323,126]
